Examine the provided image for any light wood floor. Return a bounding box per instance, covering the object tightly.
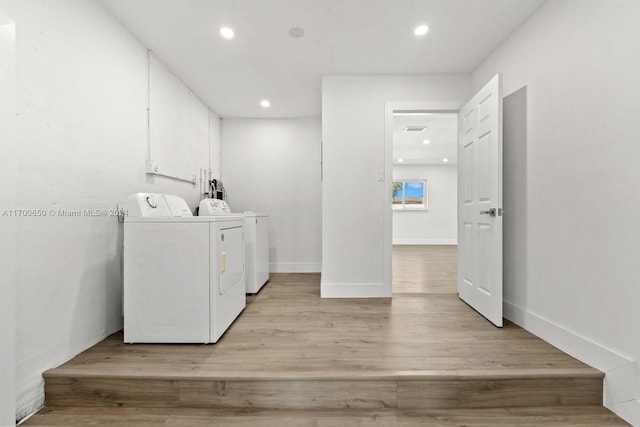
[43,276,595,376]
[24,246,628,426]
[393,245,457,294]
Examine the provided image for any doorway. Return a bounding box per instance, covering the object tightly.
[386,107,459,295]
[385,75,506,328]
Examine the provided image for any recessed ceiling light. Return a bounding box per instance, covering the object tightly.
[260,99,271,108]
[220,27,234,39]
[398,158,404,163]
[414,24,429,36]
[442,158,449,163]
[423,139,430,145]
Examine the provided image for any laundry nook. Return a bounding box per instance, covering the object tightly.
[2,1,639,426]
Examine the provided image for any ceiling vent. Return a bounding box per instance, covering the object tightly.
[404,126,427,132]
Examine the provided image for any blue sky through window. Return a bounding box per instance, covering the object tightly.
[405,182,424,198]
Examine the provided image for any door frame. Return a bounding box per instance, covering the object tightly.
[384,102,463,295]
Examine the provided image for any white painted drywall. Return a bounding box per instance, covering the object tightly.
[472,1,640,423]
[0,0,220,421]
[0,15,16,427]
[221,119,322,272]
[149,52,209,182]
[321,75,469,297]
[210,111,222,180]
[392,165,457,245]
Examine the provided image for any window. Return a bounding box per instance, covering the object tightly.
[393,180,427,210]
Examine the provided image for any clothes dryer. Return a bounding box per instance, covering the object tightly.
[199,199,270,293]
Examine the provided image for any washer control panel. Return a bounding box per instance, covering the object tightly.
[126,193,193,217]
[199,198,231,215]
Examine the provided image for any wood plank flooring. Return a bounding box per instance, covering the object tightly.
[23,246,628,426]
[393,245,457,294]
[42,281,597,377]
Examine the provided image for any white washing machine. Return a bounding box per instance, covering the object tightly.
[123,193,246,343]
[199,200,270,294]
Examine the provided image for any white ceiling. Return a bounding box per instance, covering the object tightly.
[393,113,458,166]
[100,0,545,118]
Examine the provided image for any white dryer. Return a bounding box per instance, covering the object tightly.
[123,193,246,343]
[199,200,270,294]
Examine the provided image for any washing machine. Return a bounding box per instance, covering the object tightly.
[123,193,246,343]
[199,199,270,294]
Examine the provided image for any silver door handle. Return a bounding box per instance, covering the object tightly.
[480,208,503,217]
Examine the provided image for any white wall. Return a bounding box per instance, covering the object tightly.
[472,1,640,423]
[0,0,221,421]
[221,119,322,272]
[321,75,469,297]
[210,111,222,180]
[148,51,210,183]
[393,165,457,245]
[0,15,16,427]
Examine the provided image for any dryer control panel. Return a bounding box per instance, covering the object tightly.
[199,199,231,215]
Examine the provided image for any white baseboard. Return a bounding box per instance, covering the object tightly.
[604,362,640,426]
[16,408,40,426]
[392,238,457,245]
[320,282,390,298]
[607,398,640,427]
[269,262,321,273]
[504,300,639,425]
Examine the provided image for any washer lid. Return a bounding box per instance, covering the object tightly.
[243,212,268,218]
[164,194,193,217]
[125,214,245,223]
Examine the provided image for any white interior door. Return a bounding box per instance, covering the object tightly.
[457,74,503,327]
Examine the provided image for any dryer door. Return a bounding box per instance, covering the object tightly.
[218,225,245,294]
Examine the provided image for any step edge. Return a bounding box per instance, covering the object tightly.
[43,368,604,382]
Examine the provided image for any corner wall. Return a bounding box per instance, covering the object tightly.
[472,1,640,423]
[0,15,16,427]
[0,0,221,421]
[221,118,322,272]
[321,75,469,297]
